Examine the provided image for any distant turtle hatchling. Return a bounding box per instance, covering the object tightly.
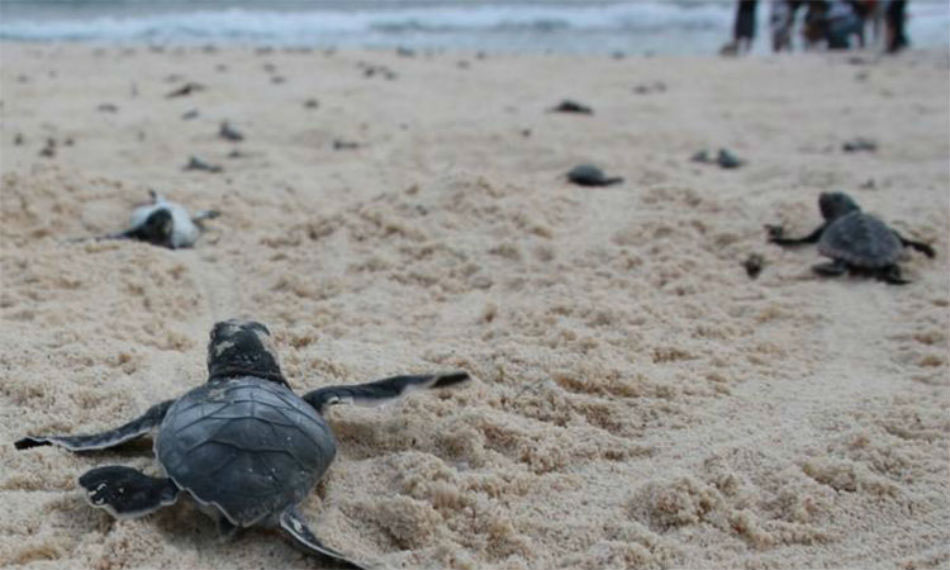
[767,192,935,284]
[550,99,593,114]
[16,319,471,569]
[567,164,624,187]
[691,148,744,169]
[96,190,219,249]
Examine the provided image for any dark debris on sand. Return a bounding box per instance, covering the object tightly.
[333,139,360,151]
[219,121,244,142]
[633,82,667,95]
[166,82,205,98]
[743,254,765,279]
[691,148,745,169]
[184,156,223,173]
[842,137,877,152]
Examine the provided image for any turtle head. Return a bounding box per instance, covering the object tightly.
[207,319,287,386]
[140,209,175,247]
[819,192,860,221]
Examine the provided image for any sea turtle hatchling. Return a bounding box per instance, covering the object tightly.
[101,190,219,249]
[767,192,935,284]
[16,319,471,569]
[567,164,624,187]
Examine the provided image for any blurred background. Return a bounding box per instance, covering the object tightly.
[2,0,948,55]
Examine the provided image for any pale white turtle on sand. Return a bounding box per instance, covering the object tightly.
[102,190,219,249]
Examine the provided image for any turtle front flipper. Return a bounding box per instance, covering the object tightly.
[767,223,827,246]
[192,209,221,223]
[303,372,470,414]
[279,506,368,569]
[893,231,936,258]
[15,399,174,451]
[79,465,179,519]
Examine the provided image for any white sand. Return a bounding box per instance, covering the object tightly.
[1,44,948,569]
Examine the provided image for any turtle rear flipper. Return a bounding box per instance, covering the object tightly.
[79,465,179,518]
[893,231,936,258]
[812,259,848,277]
[878,265,910,285]
[303,372,469,414]
[15,399,174,451]
[279,506,368,569]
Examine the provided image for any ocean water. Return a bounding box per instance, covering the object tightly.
[0,1,947,55]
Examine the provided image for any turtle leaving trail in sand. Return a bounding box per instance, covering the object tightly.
[549,99,593,114]
[767,192,935,284]
[16,319,471,569]
[98,190,219,249]
[567,164,624,187]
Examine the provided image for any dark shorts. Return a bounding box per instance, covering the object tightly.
[734,0,759,40]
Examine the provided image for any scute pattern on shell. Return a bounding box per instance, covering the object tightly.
[156,378,336,526]
[818,212,902,268]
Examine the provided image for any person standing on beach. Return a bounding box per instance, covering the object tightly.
[885,0,908,53]
[826,0,865,49]
[770,0,803,52]
[721,0,759,55]
[733,0,759,54]
[802,1,830,49]
[864,0,885,47]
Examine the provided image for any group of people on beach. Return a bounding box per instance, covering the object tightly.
[725,0,909,55]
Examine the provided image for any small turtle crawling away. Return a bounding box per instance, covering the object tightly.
[16,319,471,569]
[95,190,219,249]
[567,164,624,187]
[767,192,935,285]
[549,99,593,114]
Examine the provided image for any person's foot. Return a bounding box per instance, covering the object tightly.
[719,42,739,56]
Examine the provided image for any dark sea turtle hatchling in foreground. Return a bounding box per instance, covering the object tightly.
[96,190,218,249]
[767,192,935,284]
[16,319,470,569]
